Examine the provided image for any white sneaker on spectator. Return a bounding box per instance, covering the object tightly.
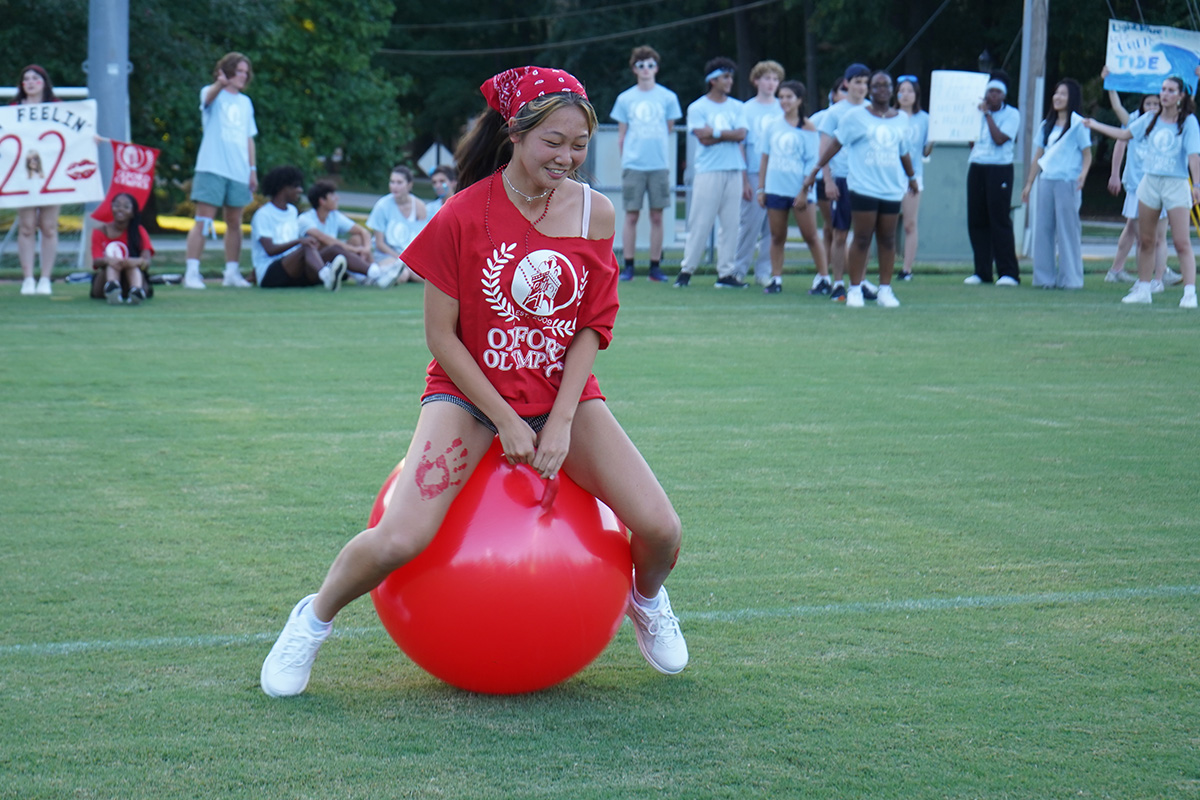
[626,587,688,675]
[845,286,865,307]
[375,261,404,288]
[20,276,36,295]
[222,268,252,288]
[35,276,52,295]
[1181,292,1198,309]
[1121,283,1152,304]
[876,285,900,307]
[1149,279,1164,294]
[1163,268,1183,286]
[323,255,347,291]
[860,278,878,294]
[261,594,330,697]
[183,271,206,289]
[996,276,1019,287]
[1105,269,1136,283]
[963,275,983,285]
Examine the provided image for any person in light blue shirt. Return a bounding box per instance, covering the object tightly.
[895,76,932,280]
[817,65,871,300]
[804,70,917,307]
[1086,75,1200,307]
[366,165,427,285]
[1021,79,1092,290]
[756,80,827,295]
[965,71,1022,286]
[611,46,683,282]
[184,53,259,290]
[734,60,784,286]
[250,166,346,291]
[299,181,402,287]
[674,57,748,288]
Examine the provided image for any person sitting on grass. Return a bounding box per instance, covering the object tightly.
[299,181,403,287]
[91,193,153,305]
[250,166,348,291]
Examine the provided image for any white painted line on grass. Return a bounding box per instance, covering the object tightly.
[2,584,1197,657]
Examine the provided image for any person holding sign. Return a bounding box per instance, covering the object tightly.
[1021,79,1092,290]
[183,53,258,290]
[965,73,1022,287]
[1085,76,1200,308]
[13,65,59,296]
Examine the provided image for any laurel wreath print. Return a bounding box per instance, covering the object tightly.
[480,244,587,337]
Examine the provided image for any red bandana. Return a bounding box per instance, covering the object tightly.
[480,67,588,120]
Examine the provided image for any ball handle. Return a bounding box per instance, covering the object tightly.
[540,475,560,511]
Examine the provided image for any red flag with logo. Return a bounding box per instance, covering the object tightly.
[90,140,159,222]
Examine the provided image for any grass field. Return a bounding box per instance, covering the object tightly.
[2,274,1198,799]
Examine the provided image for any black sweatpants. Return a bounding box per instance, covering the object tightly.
[966,163,1020,283]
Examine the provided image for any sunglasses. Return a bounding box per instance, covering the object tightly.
[635,60,657,70]
[897,75,919,85]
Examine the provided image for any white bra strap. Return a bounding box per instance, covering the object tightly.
[580,182,592,238]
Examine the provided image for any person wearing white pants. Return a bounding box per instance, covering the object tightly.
[674,57,748,288]
[733,60,783,286]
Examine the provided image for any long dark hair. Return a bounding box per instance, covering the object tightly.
[896,76,922,114]
[455,91,598,190]
[1146,76,1194,136]
[1041,79,1082,146]
[779,80,807,126]
[15,65,56,103]
[114,193,144,258]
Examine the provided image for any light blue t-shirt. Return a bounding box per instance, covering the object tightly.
[366,195,424,256]
[610,84,683,172]
[1120,111,1150,193]
[835,107,911,202]
[762,119,819,201]
[968,104,1021,165]
[687,95,747,173]
[297,208,355,240]
[900,110,930,182]
[742,97,784,176]
[1129,111,1200,179]
[1035,112,1092,182]
[818,99,865,178]
[194,88,257,182]
[250,203,300,282]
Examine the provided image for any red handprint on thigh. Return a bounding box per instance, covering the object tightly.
[414,438,470,500]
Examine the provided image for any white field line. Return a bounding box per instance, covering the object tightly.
[2,584,1197,657]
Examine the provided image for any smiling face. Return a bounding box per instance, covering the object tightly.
[1051,83,1069,112]
[111,194,135,225]
[21,69,46,102]
[778,87,799,115]
[847,75,869,102]
[710,71,734,97]
[510,104,590,193]
[227,60,250,91]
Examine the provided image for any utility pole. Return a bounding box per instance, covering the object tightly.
[86,0,130,184]
[1018,0,1048,254]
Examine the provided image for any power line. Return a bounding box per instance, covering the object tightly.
[379,0,784,57]
[884,0,954,73]
[391,0,669,31]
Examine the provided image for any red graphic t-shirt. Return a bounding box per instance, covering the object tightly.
[91,225,155,267]
[403,174,620,416]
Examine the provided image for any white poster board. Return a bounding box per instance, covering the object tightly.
[928,70,989,143]
[0,100,104,209]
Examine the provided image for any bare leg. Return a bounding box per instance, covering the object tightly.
[186,202,218,261]
[561,400,681,600]
[320,243,371,275]
[1110,217,1137,274]
[278,242,327,283]
[901,190,920,275]
[831,229,848,283]
[875,212,900,285]
[222,205,245,265]
[311,403,497,622]
[36,205,59,278]
[648,208,664,262]
[1135,202,1159,282]
[1153,216,1168,281]
[795,204,828,277]
[767,207,789,278]
[1165,205,1197,287]
[16,207,37,280]
[847,210,877,286]
[623,210,639,262]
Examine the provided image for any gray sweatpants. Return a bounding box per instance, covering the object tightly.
[1031,178,1083,289]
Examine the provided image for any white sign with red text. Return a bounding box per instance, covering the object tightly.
[0,100,104,209]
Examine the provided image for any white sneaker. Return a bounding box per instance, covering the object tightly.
[1121,284,1152,304]
[1105,269,1136,284]
[1181,292,1198,309]
[963,274,983,285]
[375,261,404,289]
[860,278,878,294]
[183,271,206,289]
[845,286,865,307]
[1164,268,1183,287]
[222,269,252,288]
[323,255,347,291]
[20,276,36,295]
[35,276,52,295]
[626,587,688,675]
[995,275,1019,287]
[261,594,330,697]
[876,285,900,307]
[1149,279,1164,294]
